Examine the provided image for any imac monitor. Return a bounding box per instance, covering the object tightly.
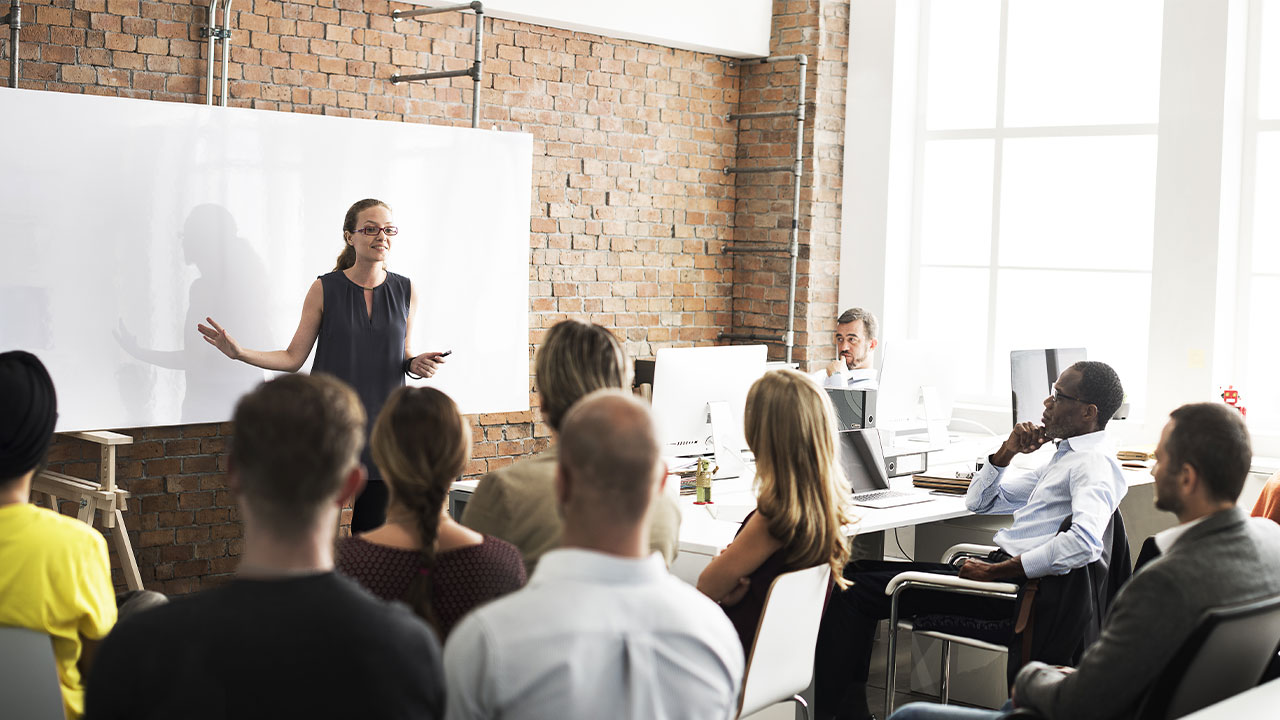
[1010,348,1087,425]
[651,345,769,458]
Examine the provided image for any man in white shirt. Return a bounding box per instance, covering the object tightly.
[816,361,1128,720]
[810,307,879,389]
[443,390,744,720]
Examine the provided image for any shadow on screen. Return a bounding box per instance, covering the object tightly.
[114,204,271,423]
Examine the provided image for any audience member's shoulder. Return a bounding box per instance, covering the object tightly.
[13,505,109,559]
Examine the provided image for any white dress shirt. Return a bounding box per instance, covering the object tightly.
[965,430,1127,578]
[443,548,744,720]
[807,366,878,390]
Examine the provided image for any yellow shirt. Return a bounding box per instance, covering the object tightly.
[0,503,117,719]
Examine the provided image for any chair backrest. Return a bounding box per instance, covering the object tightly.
[0,626,66,720]
[1138,593,1280,720]
[737,563,832,718]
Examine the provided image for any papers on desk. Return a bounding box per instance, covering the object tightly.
[1117,447,1154,470]
[912,472,971,495]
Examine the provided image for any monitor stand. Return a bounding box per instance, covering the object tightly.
[707,400,749,480]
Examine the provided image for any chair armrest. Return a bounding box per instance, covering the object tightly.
[942,543,1000,564]
[884,571,1019,597]
[1001,708,1046,719]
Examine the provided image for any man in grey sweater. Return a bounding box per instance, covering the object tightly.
[889,402,1280,720]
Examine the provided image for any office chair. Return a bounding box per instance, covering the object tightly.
[737,563,832,720]
[882,510,1130,719]
[0,626,66,720]
[1135,593,1280,719]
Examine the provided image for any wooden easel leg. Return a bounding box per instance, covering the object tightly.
[111,508,143,592]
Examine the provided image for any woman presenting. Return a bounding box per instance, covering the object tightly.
[198,198,448,532]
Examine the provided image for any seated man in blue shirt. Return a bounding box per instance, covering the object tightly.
[815,361,1127,720]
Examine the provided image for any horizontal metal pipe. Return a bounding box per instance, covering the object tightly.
[736,54,808,66]
[723,165,792,175]
[391,68,472,84]
[393,2,478,21]
[727,109,799,121]
[719,331,786,343]
[723,244,790,254]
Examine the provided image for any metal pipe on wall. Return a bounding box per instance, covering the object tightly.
[205,0,220,105]
[785,55,807,365]
[470,6,483,128]
[390,1,484,129]
[719,54,808,364]
[219,0,233,107]
[2,0,21,89]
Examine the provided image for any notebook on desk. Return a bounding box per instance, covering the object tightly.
[840,429,934,509]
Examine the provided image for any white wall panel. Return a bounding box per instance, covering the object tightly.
[0,88,532,431]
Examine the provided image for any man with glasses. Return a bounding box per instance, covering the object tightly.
[816,361,1127,720]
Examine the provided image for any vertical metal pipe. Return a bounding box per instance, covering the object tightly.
[8,0,22,89]
[470,8,483,128]
[219,0,233,106]
[206,0,219,105]
[886,591,901,720]
[784,55,807,364]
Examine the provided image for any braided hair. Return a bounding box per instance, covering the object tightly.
[369,386,471,634]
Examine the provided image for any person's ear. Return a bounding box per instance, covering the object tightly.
[656,461,669,494]
[869,337,879,351]
[227,468,242,498]
[1179,462,1200,499]
[336,464,367,507]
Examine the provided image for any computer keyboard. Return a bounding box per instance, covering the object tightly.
[852,489,912,501]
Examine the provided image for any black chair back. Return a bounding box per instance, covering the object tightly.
[1137,593,1280,720]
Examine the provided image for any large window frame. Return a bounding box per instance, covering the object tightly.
[842,0,1280,457]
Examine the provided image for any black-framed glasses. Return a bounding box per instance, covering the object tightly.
[1051,388,1087,404]
[357,226,399,237]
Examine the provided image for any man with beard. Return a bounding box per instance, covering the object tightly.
[815,361,1127,720]
[811,307,880,390]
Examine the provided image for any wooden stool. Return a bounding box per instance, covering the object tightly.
[32,431,142,591]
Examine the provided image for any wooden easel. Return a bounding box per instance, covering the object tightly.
[32,431,143,591]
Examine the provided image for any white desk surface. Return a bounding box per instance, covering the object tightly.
[448,434,1156,560]
[1180,678,1280,719]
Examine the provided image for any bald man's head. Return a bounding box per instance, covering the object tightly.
[557,390,663,527]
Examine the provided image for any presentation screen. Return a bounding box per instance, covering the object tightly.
[0,88,532,431]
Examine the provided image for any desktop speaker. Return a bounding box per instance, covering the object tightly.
[827,388,876,431]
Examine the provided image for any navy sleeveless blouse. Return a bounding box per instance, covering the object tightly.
[312,270,411,484]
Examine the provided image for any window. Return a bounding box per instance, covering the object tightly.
[906,0,1163,410]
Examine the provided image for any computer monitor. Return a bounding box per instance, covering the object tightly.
[1010,348,1087,425]
[874,338,958,438]
[650,344,768,459]
[837,428,891,494]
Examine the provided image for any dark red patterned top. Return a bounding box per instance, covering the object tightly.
[335,534,526,639]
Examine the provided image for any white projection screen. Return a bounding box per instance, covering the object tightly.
[0,88,532,431]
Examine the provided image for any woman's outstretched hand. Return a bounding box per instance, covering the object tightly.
[198,317,243,360]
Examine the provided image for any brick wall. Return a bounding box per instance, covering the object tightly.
[24,0,849,594]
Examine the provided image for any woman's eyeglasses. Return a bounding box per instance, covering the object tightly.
[356,226,399,237]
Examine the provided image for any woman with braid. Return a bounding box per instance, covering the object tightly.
[335,386,525,638]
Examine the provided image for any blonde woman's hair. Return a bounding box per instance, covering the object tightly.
[745,369,854,588]
[534,319,628,432]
